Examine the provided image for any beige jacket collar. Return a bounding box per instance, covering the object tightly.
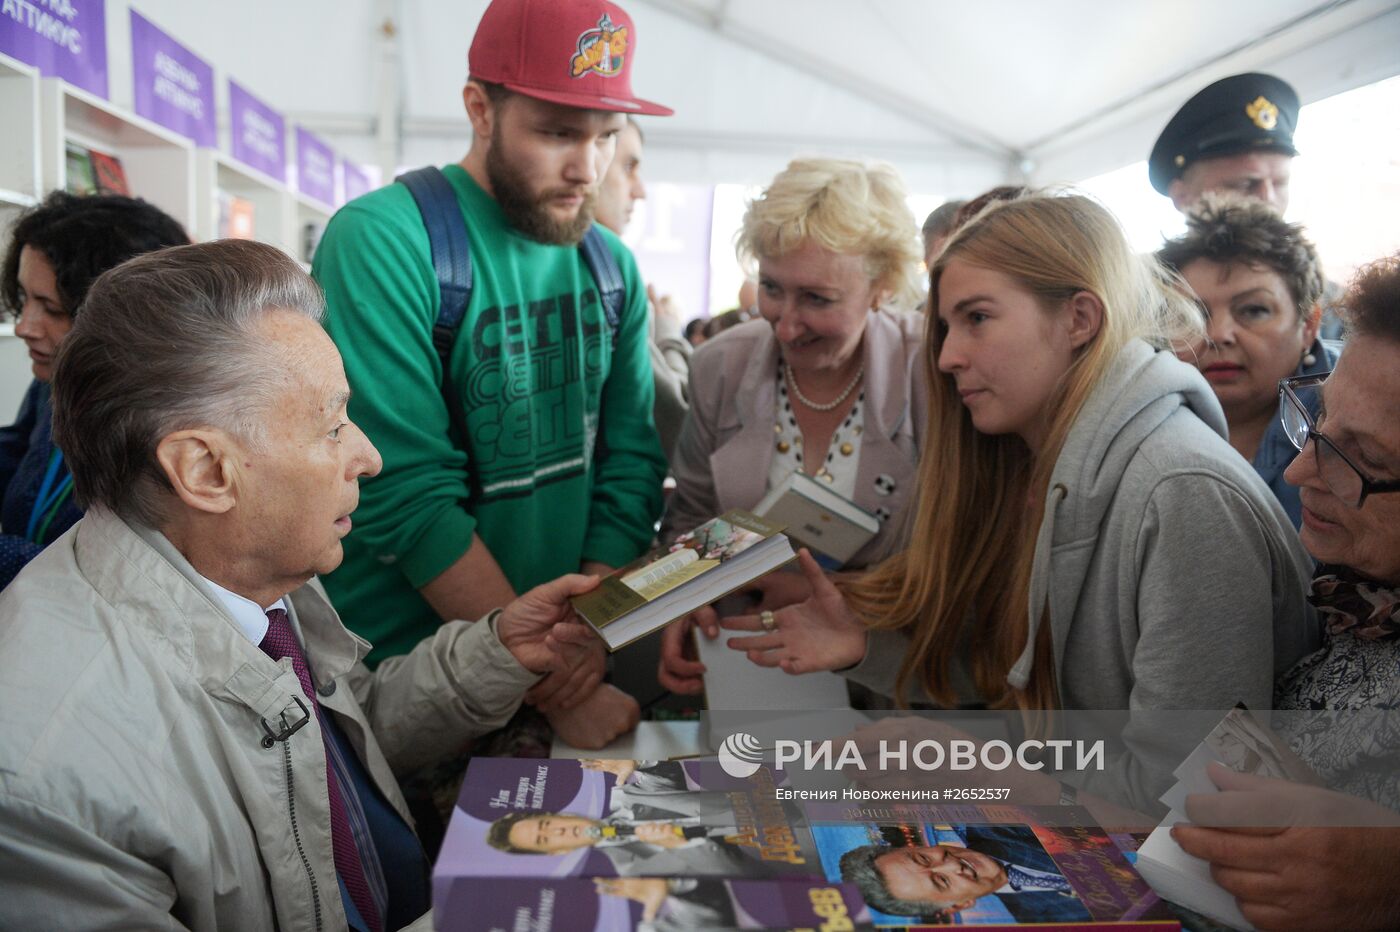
[76,511,369,724]
[715,310,916,511]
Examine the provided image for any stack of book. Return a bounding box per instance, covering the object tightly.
[432,757,1181,930]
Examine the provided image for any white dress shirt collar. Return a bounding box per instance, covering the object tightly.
[201,576,287,646]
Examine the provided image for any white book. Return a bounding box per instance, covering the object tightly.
[1136,706,1322,932]
[753,471,879,568]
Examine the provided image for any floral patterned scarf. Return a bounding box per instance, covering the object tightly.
[1309,565,1400,641]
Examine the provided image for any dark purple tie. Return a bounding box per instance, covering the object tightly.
[260,608,382,932]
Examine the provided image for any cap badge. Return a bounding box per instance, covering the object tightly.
[1246,95,1279,131]
[571,13,628,78]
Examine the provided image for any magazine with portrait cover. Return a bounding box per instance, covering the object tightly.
[799,800,1179,928]
[434,877,875,931]
[434,758,825,920]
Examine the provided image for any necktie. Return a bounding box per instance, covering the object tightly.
[1004,862,1072,893]
[261,608,383,932]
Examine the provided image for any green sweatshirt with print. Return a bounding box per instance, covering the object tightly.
[313,164,665,664]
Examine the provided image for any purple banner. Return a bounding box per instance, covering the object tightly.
[228,80,285,182]
[342,159,373,202]
[130,11,214,146]
[295,127,336,206]
[0,0,108,98]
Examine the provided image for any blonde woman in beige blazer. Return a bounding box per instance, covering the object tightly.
[656,157,928,694]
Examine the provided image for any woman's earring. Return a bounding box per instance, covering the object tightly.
[1302,350,1317,367]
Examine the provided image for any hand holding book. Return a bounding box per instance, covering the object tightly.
[718,548,867,675]
[529,617,606,713]
[495,572,604,676]
[1172,764,1400,931]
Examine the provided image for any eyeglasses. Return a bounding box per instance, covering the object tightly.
[1278,372,1400,509]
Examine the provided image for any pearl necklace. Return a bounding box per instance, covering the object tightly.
[785,362,864,412]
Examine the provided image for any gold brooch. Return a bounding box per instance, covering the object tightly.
[1246,96,1279,130]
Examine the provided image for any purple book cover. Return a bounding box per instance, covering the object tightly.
[434,758,823,919]
[803,802,1175,927]
[435,877,874,931]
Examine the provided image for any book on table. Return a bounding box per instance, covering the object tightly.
[570,510,796,650]
[753,470,879,569]
[801,798,1181,928]
[434,757,823,909]
[432,757,1182,929]
[434,877,875,931]
[441,757,824,880]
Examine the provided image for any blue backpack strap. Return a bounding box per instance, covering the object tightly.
[396,166,473,446]
[579,225,625,350]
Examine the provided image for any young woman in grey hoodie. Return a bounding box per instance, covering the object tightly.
[721,192,1317,811]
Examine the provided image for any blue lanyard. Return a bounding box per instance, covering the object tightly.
[27,449,73,543]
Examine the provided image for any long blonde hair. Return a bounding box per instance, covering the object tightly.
[841,191,1201,711]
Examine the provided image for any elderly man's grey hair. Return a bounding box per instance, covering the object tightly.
[51,239,325,529]
[839,844,955,919]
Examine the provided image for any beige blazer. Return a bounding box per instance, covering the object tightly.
[662,310,928,568]
[0,510,537,930]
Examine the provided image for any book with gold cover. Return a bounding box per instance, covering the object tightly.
[570,510,795,650]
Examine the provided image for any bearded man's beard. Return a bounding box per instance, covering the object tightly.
[486,140,596,245]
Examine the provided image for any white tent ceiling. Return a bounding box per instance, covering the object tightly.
[117,0,1400,195]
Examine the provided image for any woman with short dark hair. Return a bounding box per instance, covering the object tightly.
[0,191,188,588]
[1158,193,1330,526]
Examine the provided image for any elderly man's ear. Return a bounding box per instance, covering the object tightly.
[155,430,241,515]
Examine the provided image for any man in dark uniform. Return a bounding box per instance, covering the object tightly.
[1149,72,1343,338]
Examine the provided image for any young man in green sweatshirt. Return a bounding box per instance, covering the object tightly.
[312,0,672,747]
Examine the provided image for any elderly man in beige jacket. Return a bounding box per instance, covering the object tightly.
[0,240,602,930]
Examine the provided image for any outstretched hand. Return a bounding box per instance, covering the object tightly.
[718,549,866,675]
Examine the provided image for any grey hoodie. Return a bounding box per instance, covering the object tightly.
[844,340,1318,810]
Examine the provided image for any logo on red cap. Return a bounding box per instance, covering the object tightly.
[570,13,628,79]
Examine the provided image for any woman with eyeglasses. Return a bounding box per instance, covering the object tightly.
[1158,194,1334,528]
[1173,254,1400,931]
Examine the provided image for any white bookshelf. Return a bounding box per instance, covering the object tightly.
[0,54,42,229]
[291,192,333,269]
[194,150,294,252]
[38,78,197,234]
[1,70,355,417]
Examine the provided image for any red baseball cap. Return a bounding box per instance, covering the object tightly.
[469,0,674,117]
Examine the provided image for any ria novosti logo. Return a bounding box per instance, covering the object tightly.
[718,730,1107,776]
[718,732,765,778]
